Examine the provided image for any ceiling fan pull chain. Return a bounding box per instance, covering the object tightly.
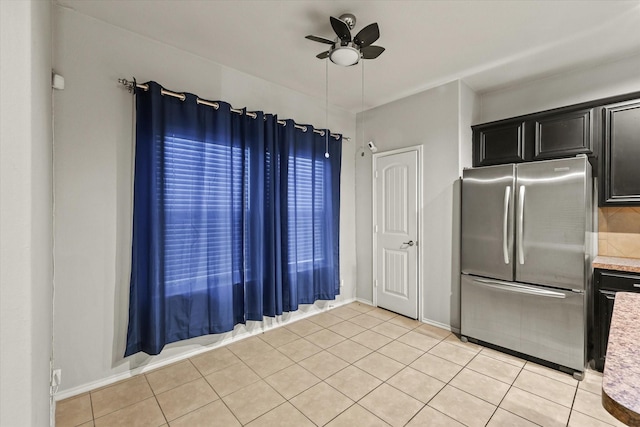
[325,57,330,158]
[361,58,366,157]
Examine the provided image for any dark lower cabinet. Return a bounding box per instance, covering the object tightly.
[601,99,640,205]
[595,288,615,372]
[593,269,640,371]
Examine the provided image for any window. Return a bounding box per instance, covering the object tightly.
[161,135,329,294]
[287,155,326,268]
[161,135,248,296]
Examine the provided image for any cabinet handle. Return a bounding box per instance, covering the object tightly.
[634,284,640,288]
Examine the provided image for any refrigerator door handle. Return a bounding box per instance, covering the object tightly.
[518,185,525,265]
[502,186,511,265]
[473,278,566,299]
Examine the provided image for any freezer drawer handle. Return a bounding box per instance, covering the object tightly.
[473,278,566,299]
[518,185,525,265]
[634,284,640,288]
[503,186,511,265]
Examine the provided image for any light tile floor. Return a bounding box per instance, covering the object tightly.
[55,302,627,427]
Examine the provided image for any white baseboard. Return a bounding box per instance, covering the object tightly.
[54,298,355,401]
[355,301,457,335]
[421,317,459,334]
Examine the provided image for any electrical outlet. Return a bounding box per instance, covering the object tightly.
[52,369,62,388]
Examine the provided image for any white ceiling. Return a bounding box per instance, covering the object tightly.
[56,0,640,112]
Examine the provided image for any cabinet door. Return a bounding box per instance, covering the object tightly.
[595,289,616,372]
[533,109,593,160]
[593,268,640,372]
[473,121,529,167]
[601,99,640,205]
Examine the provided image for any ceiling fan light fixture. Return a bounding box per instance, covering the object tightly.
[330,45,360,66]
[307,13,383,65]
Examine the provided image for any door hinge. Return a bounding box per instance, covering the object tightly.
[375,170,379,178]
[374,280,378,288]
[374,225,378,233]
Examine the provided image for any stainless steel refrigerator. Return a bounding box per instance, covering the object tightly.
[460,156,593,377]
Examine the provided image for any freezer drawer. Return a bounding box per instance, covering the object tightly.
[461,274,585,372]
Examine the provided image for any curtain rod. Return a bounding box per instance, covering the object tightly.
[118,79,350,142]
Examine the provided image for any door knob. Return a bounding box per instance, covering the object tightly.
[403,240,415,247]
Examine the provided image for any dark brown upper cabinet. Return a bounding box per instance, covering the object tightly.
[471,91,640,203]
[533,108,593,160]
[473,121,530,166]
[601,99,640,206]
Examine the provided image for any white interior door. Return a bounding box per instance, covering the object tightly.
[373,148,420,319]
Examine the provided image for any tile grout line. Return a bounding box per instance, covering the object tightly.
[318,347,399,425]
[483,354,528,426]
[89,375,166,424]
[287,322,361,426]
[150,373,199,425]
[144,373,168,427]
[148,359,227,426]
[396,331,454,426]
[377,324,453,423]
[222,339,321,425]
[87,392,95,426]
[215,394,243,427]
[509,373,579,409]
[188,353,247,426]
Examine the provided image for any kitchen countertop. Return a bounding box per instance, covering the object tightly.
[593,256,640,274]
[602,292,640,426]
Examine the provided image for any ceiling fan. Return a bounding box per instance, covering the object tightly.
[305,13,385,66]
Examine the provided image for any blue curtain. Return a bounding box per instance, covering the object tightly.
[125,82,341,356]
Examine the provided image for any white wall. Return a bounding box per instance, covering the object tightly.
[53,6,357,395]
[479,53,640,123]
[0,0,53,425]
[355,80,468,330]
[459,81,479,171]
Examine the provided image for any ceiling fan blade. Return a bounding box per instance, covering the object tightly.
[330,16,351,42]
[305,35,334,45]
[361,45,385,59]
[353,23,380,48]
[316,51,330,59]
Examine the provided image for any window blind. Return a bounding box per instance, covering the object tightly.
[160,135,327,294]
[288,155,326,266]
[160,136,247,295]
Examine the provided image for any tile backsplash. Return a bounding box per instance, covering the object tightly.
[598,207,640,258]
